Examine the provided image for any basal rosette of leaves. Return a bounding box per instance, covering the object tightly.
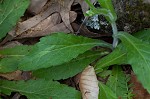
[96,29,150,94]
[0,0,150,98]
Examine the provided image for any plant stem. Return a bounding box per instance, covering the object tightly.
[111,22,118,48]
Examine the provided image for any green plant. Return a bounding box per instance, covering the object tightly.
[0,0,150,99]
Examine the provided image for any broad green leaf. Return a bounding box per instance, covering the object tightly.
[0,79,81,99]
[33,50,108,80]
[95,45,127,72]
[19,33,111,71]
[0,0,29,40]
[97,0,117,23]
[97,70,112,78]
[0,45,32,55]
[0,45,32,73]
[106,66,130,99]
[99,82,117,99]
[95,29,150,72]
[133,29,150,43]
[0,57,20,73]
[117,32,150,93]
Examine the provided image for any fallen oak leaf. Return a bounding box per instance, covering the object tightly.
[79,66,99,99]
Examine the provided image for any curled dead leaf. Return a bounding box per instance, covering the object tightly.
[79,66,99,99]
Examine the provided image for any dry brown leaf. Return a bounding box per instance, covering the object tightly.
[47,22,70,33]
[16,2,59,35]
[16,13,61,38]
[69,11,77,23]
[0,1,59,44]
[130,72,150,99]
[79,66,99,99]
[0,0,83,44]
[59,0,74,32]
[28,0,48,14]
[0,70,22,80]
[0,71,32,81]
[16,11,77,39]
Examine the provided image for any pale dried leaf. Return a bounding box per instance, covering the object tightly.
[28,0,48,14]
[1,0,77,43]
[17,13,61,38]
[0,70,22,80]
[16,21,71,39]
[70,11,77,23]
[48,22,70,33]
[59,0,74,32]
[16,3,58,35]
[79,66,99,99]
[16,11,77,39]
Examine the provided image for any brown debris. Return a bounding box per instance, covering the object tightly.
[130,72,150,99]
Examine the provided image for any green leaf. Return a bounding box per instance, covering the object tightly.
[117,32,150,93]
[19,33,111,71]
[85,8,109,17]
[0,45,32,73]
[85,0,116,23]
[0,45,32,55]
[95,45,127,72]
[33,50,108,80]
[99,82,117,99]
[106,66,130,99]
[0,0,29,40]
[0,79,81,99]
[97,70,112,78]
[0,57,20,73]
[95,29,150,72]
[97,0,117,23]
[133,29,150,43]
